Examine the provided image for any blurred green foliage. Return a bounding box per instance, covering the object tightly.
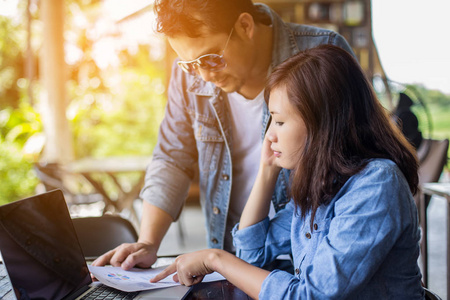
[0,17,24,109]
[68,46,167,158]
[0,8,42,204]
[0,105,41,205]
[0,1,167,204]
[0,137,39,205]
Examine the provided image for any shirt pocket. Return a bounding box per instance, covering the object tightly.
[298,217,332,277]
[193,117,224,172]
[311,217,332,250]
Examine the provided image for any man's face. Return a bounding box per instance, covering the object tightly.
[168,27,256,94]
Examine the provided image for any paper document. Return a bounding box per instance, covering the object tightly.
[88,265,225,292]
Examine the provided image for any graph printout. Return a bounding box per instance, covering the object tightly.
[88,265,225,292]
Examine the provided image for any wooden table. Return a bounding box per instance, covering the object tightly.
[65,156,152,225]
[421,182,450,296]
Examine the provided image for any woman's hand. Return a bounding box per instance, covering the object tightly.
[151,250,218,286]
[260,135,282,172]
[152,250,269,299]
[238,135,282,230]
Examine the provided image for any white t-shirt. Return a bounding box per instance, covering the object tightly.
[224,90,265,249]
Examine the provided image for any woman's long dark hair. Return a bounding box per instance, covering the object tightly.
[265,45,418,223]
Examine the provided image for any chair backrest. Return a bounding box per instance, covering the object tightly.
[34,162,67,192]
[34,162,103,210]
[424,287,442,300]
[417,138,449,184]
[71,215,138,260]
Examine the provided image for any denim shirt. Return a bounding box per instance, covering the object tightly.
[141,3,354,250]
[232,159,425,299]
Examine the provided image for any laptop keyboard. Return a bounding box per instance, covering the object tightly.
[1,263,138,300]
[0,264,15,300]
[80,285,139,300]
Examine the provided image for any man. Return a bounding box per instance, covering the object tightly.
[93,0,353,270]
[392,92,423,149]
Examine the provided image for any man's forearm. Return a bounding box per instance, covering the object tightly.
[141,158,193,220]
[138,201,174,250]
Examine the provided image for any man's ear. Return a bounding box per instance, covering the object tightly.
[235,12,255,40]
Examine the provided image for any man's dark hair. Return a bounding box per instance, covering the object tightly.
[154,0,270,37]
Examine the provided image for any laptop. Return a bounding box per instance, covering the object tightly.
[0,190,191,300]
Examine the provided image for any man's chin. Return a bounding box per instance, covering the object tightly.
[217,81,242,94]
[217,85,236,93]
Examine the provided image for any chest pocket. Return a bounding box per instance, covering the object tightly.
[310,217,332,252]
[299,216,332,274]
[312,217,331,234]
[193,117,224,172]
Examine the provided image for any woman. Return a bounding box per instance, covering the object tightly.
[152,45,424,299]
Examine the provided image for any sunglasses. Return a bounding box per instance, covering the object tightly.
[177,28,234,75]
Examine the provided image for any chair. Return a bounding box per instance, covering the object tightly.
[416,138,449,286]
[71,214,138,260]
[424,287,442,300]
[34,162,104,215]
[417,139,449,183]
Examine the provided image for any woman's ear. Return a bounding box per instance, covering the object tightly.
[235,12,255,40]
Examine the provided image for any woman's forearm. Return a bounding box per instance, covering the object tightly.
[209,249,270,299]
[152,250,271,298]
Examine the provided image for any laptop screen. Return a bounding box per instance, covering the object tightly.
[0,190,92,300]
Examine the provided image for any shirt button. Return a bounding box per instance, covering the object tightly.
[213,207,220,215]
[211,238,218,244]
[314,223,318,230]
[222,174,229,180]
[305,232,311,239]
[295,268,300,275]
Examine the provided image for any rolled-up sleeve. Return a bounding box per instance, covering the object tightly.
[232,201,294,267]
[140,158,192,220]
[232,217,270,251]
[140,62,199,220]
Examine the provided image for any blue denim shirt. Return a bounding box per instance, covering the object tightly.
[232,159,424,299]
[141,4,354,250]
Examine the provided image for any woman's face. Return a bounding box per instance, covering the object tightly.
[266,86,307,170]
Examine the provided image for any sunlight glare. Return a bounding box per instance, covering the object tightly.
[0,0,19,17]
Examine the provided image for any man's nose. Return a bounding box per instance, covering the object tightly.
[196,68,216,83]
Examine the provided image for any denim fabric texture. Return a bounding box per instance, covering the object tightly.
[140,3,354,250]
[232,159,425,299]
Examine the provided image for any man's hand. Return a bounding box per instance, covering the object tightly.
[92,242,158,270]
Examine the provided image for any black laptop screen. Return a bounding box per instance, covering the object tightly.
[0,190,91,300]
